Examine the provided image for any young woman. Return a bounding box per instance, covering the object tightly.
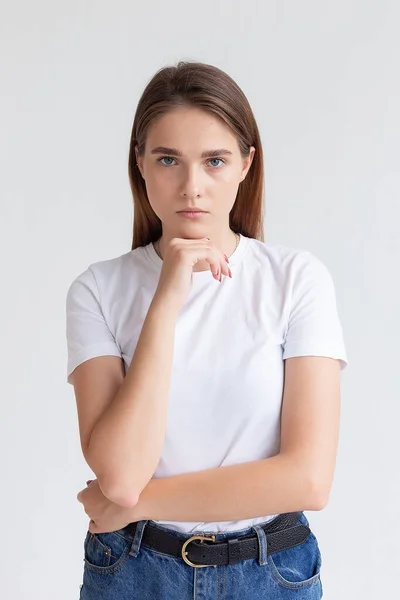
[67,61,348,599]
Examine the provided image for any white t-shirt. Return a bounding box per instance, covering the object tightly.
[66,233,348,534]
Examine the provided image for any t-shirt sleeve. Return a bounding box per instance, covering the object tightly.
[282,252,348,370]
[65,266,122,384]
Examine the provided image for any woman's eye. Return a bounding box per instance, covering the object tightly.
[158,156,176,166]
[208,158,225,168]
[157,157,225,168]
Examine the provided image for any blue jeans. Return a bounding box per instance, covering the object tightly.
[79,511,323,599]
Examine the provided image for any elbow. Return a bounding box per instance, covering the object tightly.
[281,453,329,511]
[307,478,330,511]
[100,480,139,508]
[108,491,139,509]
[83,446,139,508]
[96,470,139,508]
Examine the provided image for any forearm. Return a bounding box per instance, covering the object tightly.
[136,454,323,523]
[88,296,179,507]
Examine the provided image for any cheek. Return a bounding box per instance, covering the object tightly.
[213,168,241,186]
[142,171,168,201]
[212,175,241,200]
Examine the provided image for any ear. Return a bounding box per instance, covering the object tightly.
[239,146,256,182]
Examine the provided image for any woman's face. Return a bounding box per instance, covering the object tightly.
[135,106,255,238]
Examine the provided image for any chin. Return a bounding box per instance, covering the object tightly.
[176,223,208,233]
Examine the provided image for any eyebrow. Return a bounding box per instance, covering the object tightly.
[150,146,233,159]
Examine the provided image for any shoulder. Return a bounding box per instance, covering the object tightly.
[246,237,329,282]
[66,246,149,298]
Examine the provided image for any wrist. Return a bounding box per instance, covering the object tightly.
[150,293,181,319]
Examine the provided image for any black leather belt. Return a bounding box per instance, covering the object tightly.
[124,512,310,568]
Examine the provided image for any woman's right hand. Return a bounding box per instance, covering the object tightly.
[153,236,232,312]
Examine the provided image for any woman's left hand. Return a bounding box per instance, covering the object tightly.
[77,479,143,534]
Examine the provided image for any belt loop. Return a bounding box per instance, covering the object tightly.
[251,524,268,566]
[128,520,149,557]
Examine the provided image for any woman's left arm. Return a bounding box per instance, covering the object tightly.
[80,356,340,527]
[136,356,341,522]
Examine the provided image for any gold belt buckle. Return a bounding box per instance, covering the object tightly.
[181,534,217,568]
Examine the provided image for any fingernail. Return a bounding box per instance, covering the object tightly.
[224,254,229,263]
[228,268,232,278]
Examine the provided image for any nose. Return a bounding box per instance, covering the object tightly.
[180,164,204,199]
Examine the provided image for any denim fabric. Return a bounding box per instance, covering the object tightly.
[79,511,323,599]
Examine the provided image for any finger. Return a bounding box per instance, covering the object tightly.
[207,240,231,280]
[201,244,229,281]
[219,258,231,279]
[212,256,231,281]
[219,250,231,277]
[183,239,231,281]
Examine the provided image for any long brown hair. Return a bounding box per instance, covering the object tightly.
[128,61,265,250]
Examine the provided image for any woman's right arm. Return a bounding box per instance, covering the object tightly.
[71,237,230,508]
[77,294,180,508]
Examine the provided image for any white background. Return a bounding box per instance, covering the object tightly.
[1,1,399,598]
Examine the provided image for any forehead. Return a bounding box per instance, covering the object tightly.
[146,107,239,152]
